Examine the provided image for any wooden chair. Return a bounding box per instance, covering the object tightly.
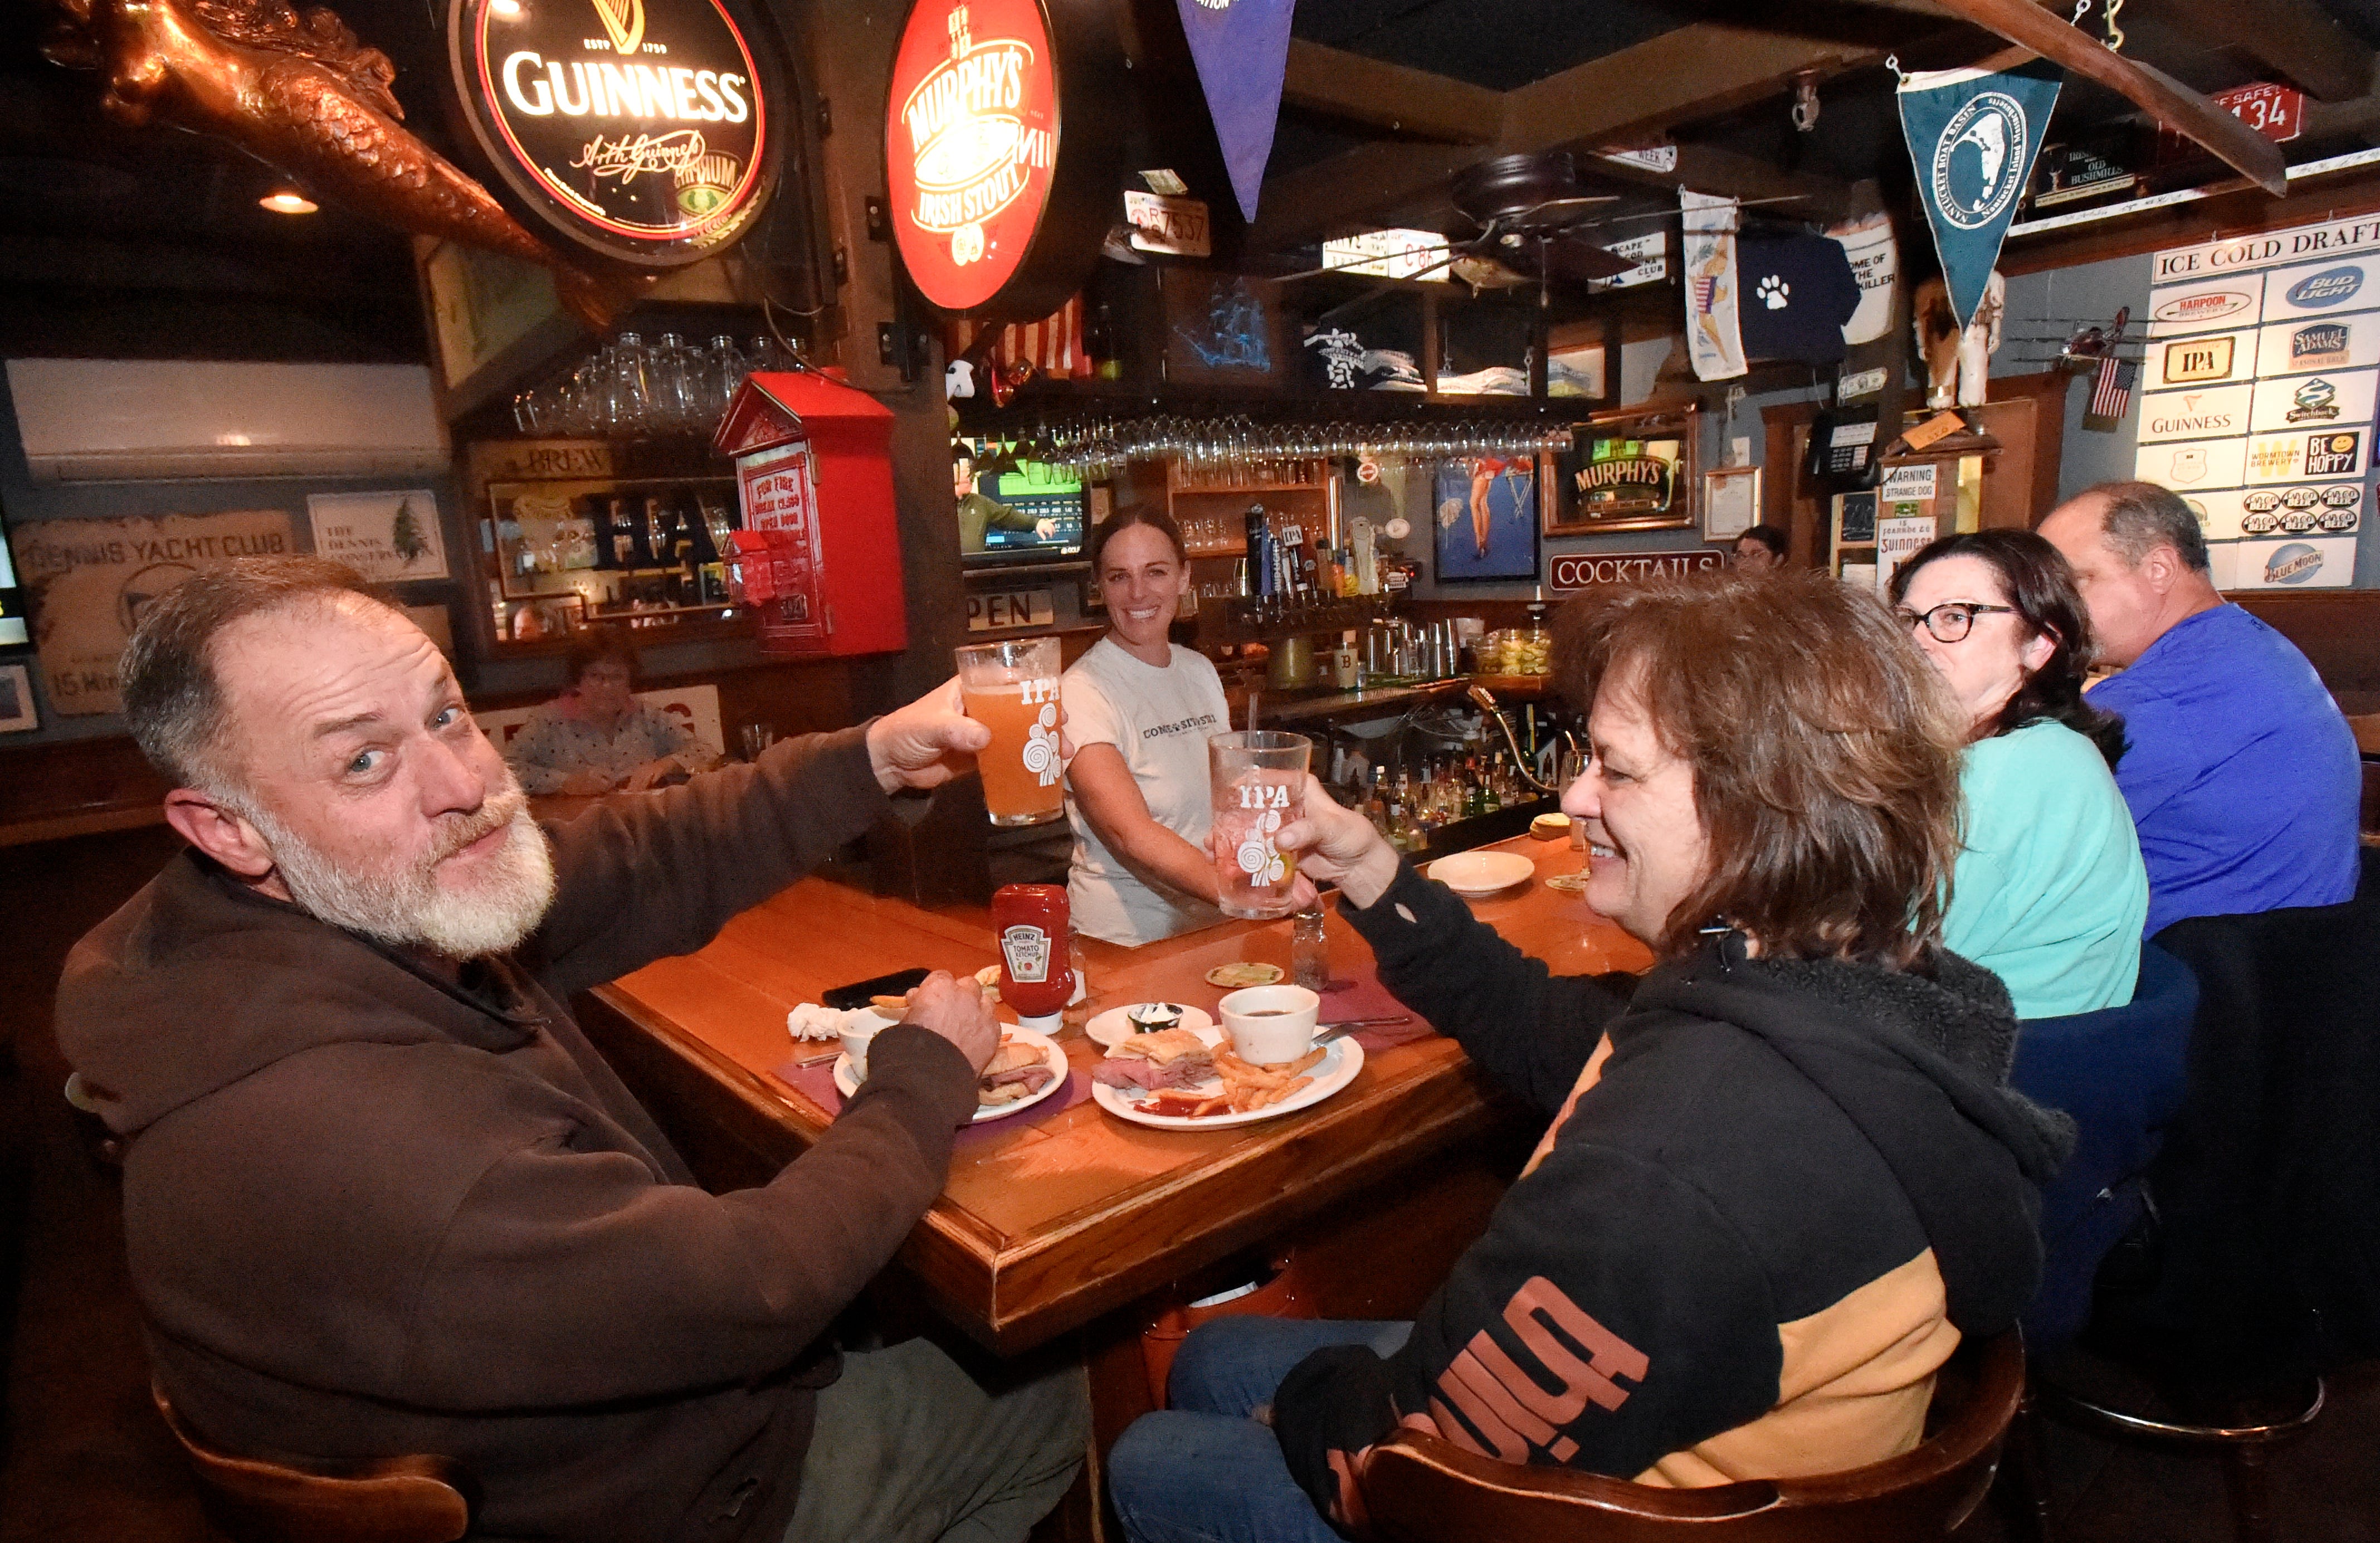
[151,1383,470,1543]
[1352,1330,2024,1543]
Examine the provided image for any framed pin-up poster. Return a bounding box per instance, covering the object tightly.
[1432,456,1542,581]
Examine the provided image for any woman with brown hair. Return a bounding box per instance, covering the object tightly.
[1104,568,2072,1543]
[1889,529,2147,1018]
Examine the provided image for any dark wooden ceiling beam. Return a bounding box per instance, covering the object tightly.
[2150,0,2374,103]
[1497,26,1882,157]
[1924,0,2288,192]
[1250,23,1877,249]
[1280,39,1503,144]
[1581,143,1860,221]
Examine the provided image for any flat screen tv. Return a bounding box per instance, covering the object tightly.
[954,438,1087,569]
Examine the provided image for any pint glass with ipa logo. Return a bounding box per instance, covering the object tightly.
[956,638,1065,826]
[1209,731,1311,919]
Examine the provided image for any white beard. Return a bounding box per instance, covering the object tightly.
[248,781,557,960]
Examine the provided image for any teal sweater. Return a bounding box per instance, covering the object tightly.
[1944,721,2148,1019]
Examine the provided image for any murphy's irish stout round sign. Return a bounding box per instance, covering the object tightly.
[885,0,1122,319]
[446,0,783,270]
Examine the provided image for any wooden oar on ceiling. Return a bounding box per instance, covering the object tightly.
[1927,0,2289,195]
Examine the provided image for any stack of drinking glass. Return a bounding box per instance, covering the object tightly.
[511,332,803,441]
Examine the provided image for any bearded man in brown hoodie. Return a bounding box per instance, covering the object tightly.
[56,558,1087,1543]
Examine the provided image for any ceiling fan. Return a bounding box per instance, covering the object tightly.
[1274,153,1635,303]
[1276,152,1802,320]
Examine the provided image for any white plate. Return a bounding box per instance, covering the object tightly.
[1092,1026,1365,1130]
[1085,1001,1217,1049]
[836,1025,1069,1124]
[1428,850,1535,896]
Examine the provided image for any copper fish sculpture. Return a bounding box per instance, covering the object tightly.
[40,0,632,329]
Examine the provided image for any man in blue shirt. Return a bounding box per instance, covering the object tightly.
[2040,480,2361,934]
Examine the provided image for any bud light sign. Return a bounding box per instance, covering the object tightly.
[2286,267,2364,308]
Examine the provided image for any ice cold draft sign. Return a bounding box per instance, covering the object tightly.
[445,0,783,268]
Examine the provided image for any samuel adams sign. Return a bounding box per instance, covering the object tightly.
[885,0,1123,319]
[444,0,784,269]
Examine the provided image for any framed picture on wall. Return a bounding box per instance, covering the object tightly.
[0,662,38,733]
[1701,465,1762,542]
[1432,456,1541,582]
[1547,405,1700,534]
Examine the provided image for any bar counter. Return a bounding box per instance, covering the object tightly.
[575,833,1650,1356]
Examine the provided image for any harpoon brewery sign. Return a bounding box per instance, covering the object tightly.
[445,0,783,269]
[885,0,1123,319]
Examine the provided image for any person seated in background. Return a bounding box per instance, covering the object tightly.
[2040,481,2361,933]
[505,634,708,796]
[1734,523,1789,572]
[1105,568,2070,1542]
[1889,529,2148,1018]
[954,449,1057,555]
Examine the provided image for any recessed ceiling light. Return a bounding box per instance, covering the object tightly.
[489,0,522,13]
[259,187,318,215]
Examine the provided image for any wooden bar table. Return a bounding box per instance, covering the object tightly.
[576,834,1651,1357]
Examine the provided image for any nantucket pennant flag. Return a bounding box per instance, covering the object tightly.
[1898,61,2062,330]
[1175,0,1298,223]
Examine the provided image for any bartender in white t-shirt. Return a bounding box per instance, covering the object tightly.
[1062,509,1314,945]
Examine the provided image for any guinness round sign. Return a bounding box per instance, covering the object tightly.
[885,0,1123,319]
[445,0,784,270]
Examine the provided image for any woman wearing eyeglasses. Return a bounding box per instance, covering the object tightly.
[1889,530,2148,1018]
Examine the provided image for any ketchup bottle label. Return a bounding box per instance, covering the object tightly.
[1001,924,1050,983]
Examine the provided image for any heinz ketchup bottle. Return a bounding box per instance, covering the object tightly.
[992,884,1074,1033]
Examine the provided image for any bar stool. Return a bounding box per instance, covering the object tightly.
[2008,848,2380,1543]
[2003,942,2321,1542]
[1350,1329,2025,1542]
[151,1383,471,1543]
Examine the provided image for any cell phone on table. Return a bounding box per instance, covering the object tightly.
[822,967,931,1011]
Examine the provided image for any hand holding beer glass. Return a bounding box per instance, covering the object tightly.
[956,638,1066,826]
[1208,731,1312,919]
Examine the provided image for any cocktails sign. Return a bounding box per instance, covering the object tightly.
[885,0,1123,318]
[445,0,782,270]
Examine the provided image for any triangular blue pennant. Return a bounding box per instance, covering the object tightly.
[1898,61,2062,330]
[1174,0,1297,223]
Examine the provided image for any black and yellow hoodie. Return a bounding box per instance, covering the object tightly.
[1273,863,2072,1512]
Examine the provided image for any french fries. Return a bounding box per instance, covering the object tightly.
[1131,1044,1329,1121]
[1212,1048,1323,1113]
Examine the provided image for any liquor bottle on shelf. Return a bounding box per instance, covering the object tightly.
[607,496,645,569]
[1089,301,1122,382]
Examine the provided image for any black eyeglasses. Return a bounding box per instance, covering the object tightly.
[1895,602,2018,643]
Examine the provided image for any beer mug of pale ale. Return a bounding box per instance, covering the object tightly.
[956,638,1066,826]
[1208,731,1311,919]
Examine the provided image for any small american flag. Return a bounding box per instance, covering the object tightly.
[2083,354,2137,431]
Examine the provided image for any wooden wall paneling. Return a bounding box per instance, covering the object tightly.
[1760,400,1826,567]
[1987,372,2071,527]
[0,736,170,846]
[2232,591,2380,713]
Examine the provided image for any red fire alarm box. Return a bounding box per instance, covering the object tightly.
[714,370,909,658]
